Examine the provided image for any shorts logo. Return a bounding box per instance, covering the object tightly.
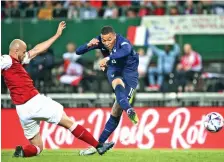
[111,74,114,78]
[111,59,116,63]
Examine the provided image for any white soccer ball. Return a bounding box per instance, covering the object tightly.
[204,112,224,133]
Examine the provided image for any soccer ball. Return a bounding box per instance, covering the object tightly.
[204,112,224,133]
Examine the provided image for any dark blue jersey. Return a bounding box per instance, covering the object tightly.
[76,34,139,71]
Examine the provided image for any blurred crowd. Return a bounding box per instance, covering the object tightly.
[1,1,224,94]
[2,0,224,19]
[3,40,224,94]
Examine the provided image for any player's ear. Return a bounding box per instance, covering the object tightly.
[15,49,19,54]
[113,33,116,39]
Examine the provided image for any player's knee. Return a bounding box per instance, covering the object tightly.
[112,78,124,89]
[58,112,74,129]
[111,102,123,117]
[111,110,122,117]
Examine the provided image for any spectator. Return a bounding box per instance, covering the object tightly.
[170,6,179,15]
[1,1,10,18]
[166,1,179,7]
[176,44,202,92]
[63,42,81,72]
[148,43,180,91]
[115,1,131,7]
[138,48,152,91]
[25,1,36,18]
[126,8,137,18]
[60,42,83,91]
[212,1,224,15]
[28,49,55,93]
[185,0,194,14]
[79,1,97,20]
[89,49,109,92]
[53,2,68,18]
[141,0,153,8]
[153,1,165,16]
[11,1,20,18]
[138,48,152,78]
[132,0,141,7]
[90,0,103,17]
[67,1,79,19]
[138,6,150,17]
[38,1,53,20]
[103,1,118,19]
[90,0,102,9]
[35,1,44,8]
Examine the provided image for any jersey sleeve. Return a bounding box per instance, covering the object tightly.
[76,43,100,55]
[109,42,132,60]
[76,36,101,55]
[1,55,12,70]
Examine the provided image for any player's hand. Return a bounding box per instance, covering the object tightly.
[56,21,66,37]
[99,58,108,71]
[100,65,106,71]
[87,38,99,48]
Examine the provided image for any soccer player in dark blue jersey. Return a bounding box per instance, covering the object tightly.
[76,26,139,155]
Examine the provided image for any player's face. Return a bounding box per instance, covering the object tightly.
[17,44,27,63]
[101,32,116,50]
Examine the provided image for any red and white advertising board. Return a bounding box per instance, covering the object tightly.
[2,107,224,149]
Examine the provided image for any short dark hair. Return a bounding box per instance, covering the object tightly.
[101,26,115,35]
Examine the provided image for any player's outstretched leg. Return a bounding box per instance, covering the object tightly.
[80,114,120,156]
[112,78,139,124]
[13,133,43,158]
[80,101,122,156]
[79,115,120,155]
[58,112,114,155]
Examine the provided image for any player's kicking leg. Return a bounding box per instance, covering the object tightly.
[80,101,122,156]
[112,78,139,124]
[58,112,114,155]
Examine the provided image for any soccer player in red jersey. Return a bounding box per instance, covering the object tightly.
[1,21,114,158]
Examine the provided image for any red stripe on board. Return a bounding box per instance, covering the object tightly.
[127,26,137,45]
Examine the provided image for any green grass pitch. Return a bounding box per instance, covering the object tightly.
[2,149,224,162]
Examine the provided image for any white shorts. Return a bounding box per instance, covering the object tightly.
[16,94,63,139]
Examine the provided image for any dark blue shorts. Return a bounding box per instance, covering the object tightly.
[107,69,138,99]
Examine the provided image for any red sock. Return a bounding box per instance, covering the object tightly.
[71,124,99,148]
[23,145,40,157]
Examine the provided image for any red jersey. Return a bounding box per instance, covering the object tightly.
[180,51,202,71]
[1,55,39,105]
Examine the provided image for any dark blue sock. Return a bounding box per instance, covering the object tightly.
[99,115,120,143]
[114,84,131,111]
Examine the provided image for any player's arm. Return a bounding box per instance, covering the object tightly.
[76,38,100,55]
[98,42,131,70]
[1,55,12,70]
[107,42,132,60]
[27,21,66,60]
